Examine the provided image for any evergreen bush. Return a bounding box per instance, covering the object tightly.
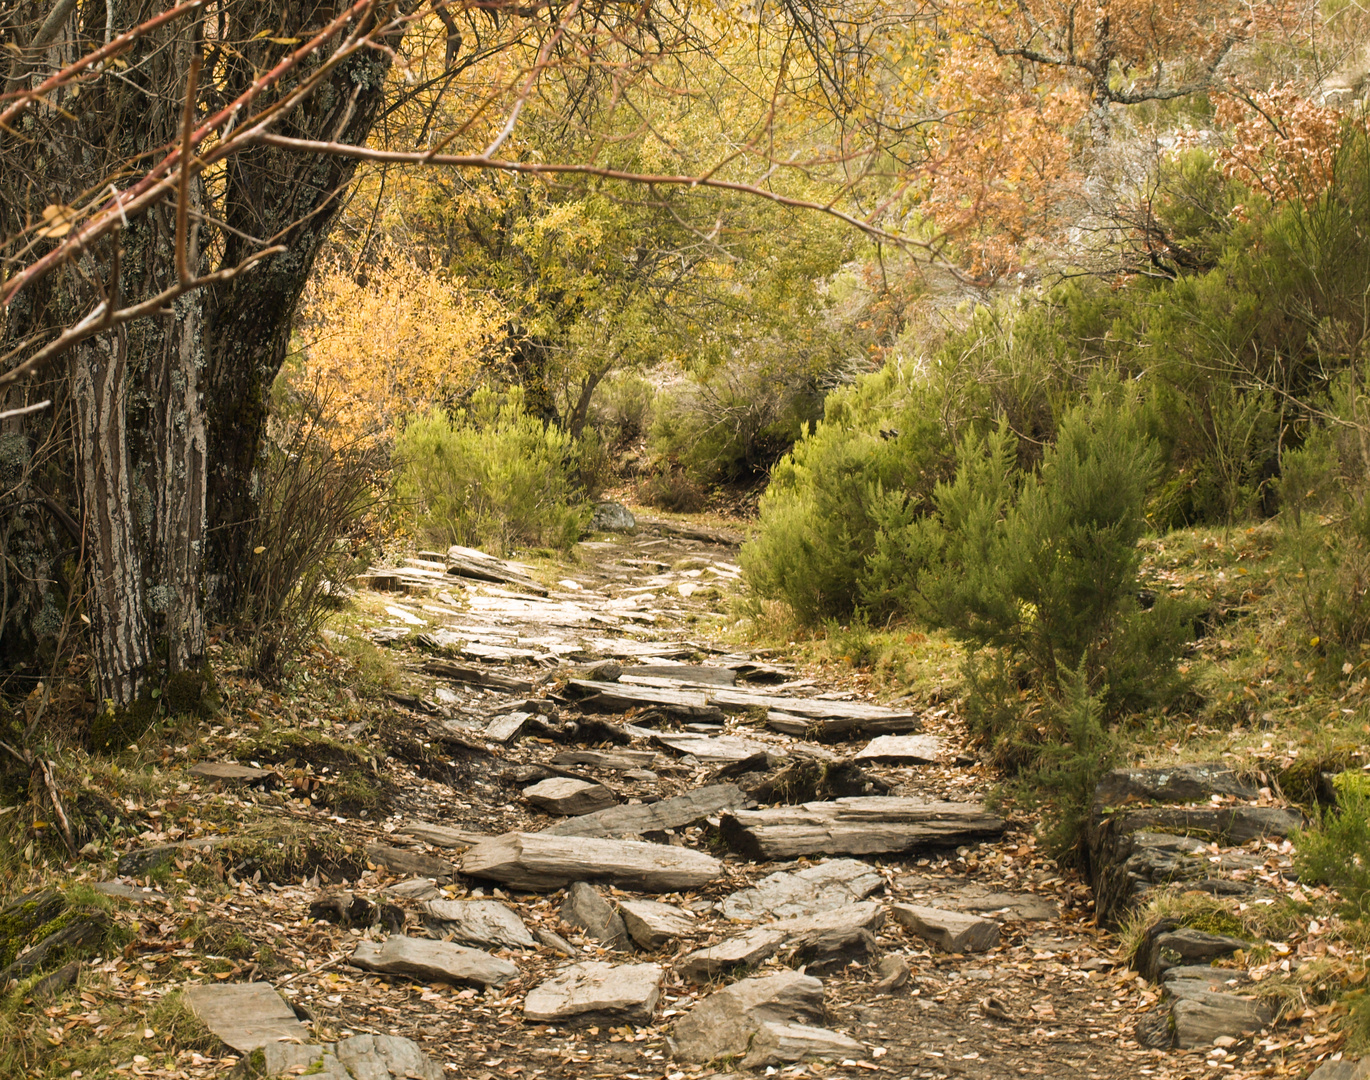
[395,387,590,554]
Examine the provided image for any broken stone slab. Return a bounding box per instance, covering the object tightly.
[552,749,658,771]
[889,903,1000,953]
[263,1035,444,1080]
[365,844,455,882]
[854,735,945,763]
[565,679,725,721]
[678,903,885,981]
[741,1021,865,1068]
[189,762,277,783]
[486,712,534,743]
[350,934,518,987]
[952,890,1058,922]
[618,900,696,949]
[1170,995,1272,1049]
[445,544,548,594]
[1095,764,1258,807]
[463,832,722,892]
[396,823,489,849]
[652,733,771,762]
[719,797,1005,860]
[116,836,224,877]
[627,664,737,686]
[524,777,617,816]
[424,899,537,950]
[383,878,442,901]
[1308,1060,1370,1080]
[183,982,308,1053]
[523,961,662,1025]
[720,859,884,921]
[670,969,825,1062]
[422,659,535,694]
[541,784,748,838]
[1138,924,1251,982]
[1089,828,1264,926]
[561,881,633,952]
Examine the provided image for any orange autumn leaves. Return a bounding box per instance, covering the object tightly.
[297,247,506,444]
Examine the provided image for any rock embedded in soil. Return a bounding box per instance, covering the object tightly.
[951,889,1058,922]
[561,881,633,952]
[541,783,747,838]
[854,735,945,763]
[1308,1060,1370,1080]
[552,749,657,771]
[189,762,277,783]
[1169,995,1272,1049]
[740,1021,865,1068]
[1137,925,1251,981]
[522,961,663,1024]
[670,969,825,1062]
[486,711,534,742]
[350,934,519,987]
[424,899,537,949]
[462,832,722,892]
[263,1035,444,1080]
[183,982,308,1053]
[678,902,885,980]
[1094,764,1258,806]
[719,797,1005,860]
[889,903,1001,953]
[365,844,456,882]
[523,777,617,816]
[618,899,696,949]
[651,733,770,762]
[720,858,884,921]
[592,501,637,532]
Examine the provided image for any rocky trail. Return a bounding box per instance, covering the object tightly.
[14,516,1355,1080]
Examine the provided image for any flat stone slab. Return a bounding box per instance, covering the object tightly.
[552,750,658,771]
[189,762,276,782]
[561,881,632,952]
[350,934,518,987]
[671,969,824,1062]
[262,1036,443,1080]
[523,961,662,1024]
[1095,764,1257,806]
[524,777,617,816]
[618,900,696,949]
[486,712,533,742]
[720,797,1005,860]
[542,784,747,838]
[653,733,771,763]
[1171,994,1272,1049]
[1309,1060,1370,1080]
[365,844,455,882]
[889,903,1000,952]
[424,899,537,949]
[679,903,884,981]
[462,832,721,892]
[855,735,945,763]
[742,1021,864,1068]
[951,890,1058,922]
[397,823,488,848]
[720,859,884,921]
[183,983,308,1052]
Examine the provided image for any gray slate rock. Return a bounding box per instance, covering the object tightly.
[670,969,825,1062]
[592,502,637,532]
[462,832,721,892]
[953,890,1058,922]
[183,983,307,1053]
[720,858,884,921]
[618,900,696,949]
[741,1022,864,1068]
[854,735,945,763]
[262,1035,443,1080]
[542,783,747,839]
[523,961,662,1024]
[1141,926,1250,981]
[679,902,884,980]
[523,777,617,816]
[1171,995,1272,1049]
[561,881,633,952]
[889,903,1000,953]
[350,934,518,987]
[424,899,537,949]
[365,844,455,882]
[1309,1060,1370,1080]
[1095,764,1258,807]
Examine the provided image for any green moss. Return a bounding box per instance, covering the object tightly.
[0,892,64,968]
[164,663,219,717]
[89,695,160,751]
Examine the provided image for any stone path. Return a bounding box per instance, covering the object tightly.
[143,520,1335,1078]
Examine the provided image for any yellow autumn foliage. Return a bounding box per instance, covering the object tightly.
[297,246,507,443]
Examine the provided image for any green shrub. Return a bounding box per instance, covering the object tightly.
[395,387,589,554]
[591,371,655,446]
[1294,774,1370,919]
[931,390,1197,764]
